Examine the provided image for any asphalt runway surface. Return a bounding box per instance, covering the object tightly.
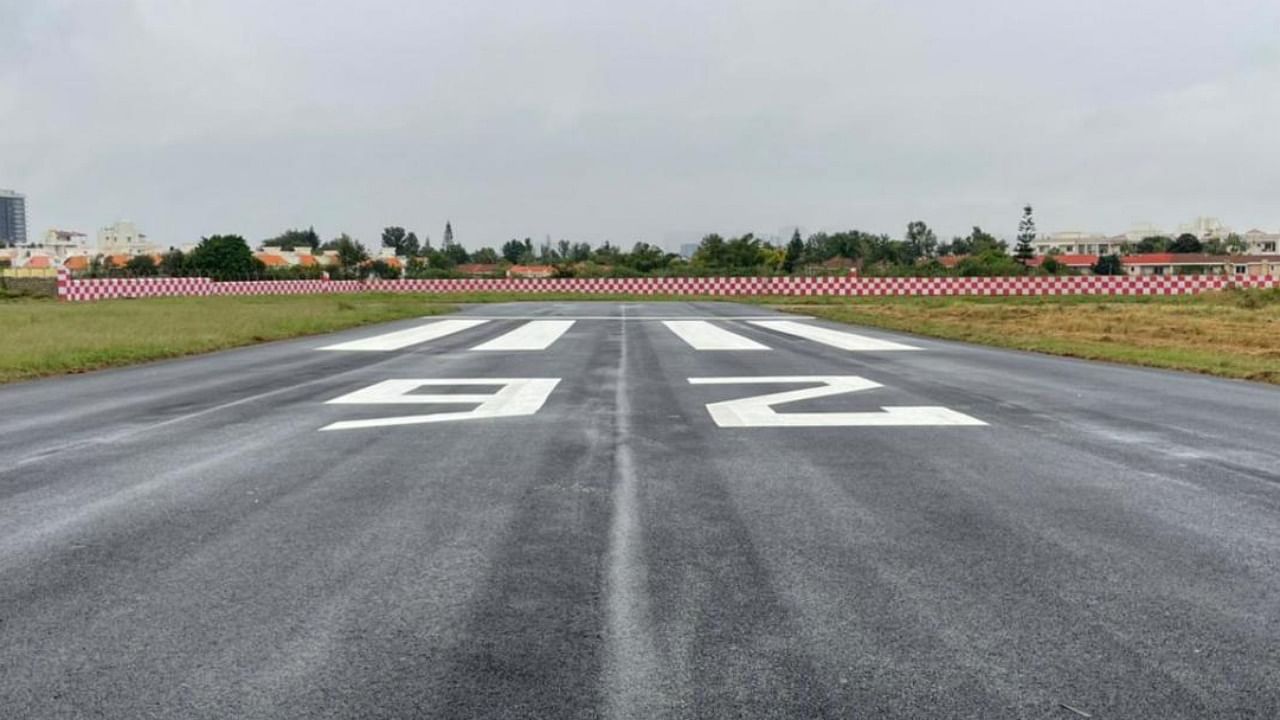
[1,301,1277,719]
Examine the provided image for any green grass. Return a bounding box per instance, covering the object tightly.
[769,289,1280,383]
[0,294,456,383]
[4,289,1278,385]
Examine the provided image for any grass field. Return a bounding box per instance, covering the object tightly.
[3,290,1278,385]
[771,289,1280,384]
[0,294,456,383]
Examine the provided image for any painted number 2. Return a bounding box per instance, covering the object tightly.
[321,378,561,431]
[688,376,986,428]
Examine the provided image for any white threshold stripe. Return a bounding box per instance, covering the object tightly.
[662,320,770,350]
[749,320,918,351]
[471,320,575,351]
[449,315,811,321]
[319,319,489,351]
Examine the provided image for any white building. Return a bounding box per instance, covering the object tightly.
[28,229,90,258]
[1032,231,1123,256]
[1177,216,1232,241]
[1242,229,1280,255]
[1123,223,1165,243]
[97,221,156,255]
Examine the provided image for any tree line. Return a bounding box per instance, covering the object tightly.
[72,207,1251,280]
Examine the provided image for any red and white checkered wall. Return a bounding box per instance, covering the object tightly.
[56,269,1278,302]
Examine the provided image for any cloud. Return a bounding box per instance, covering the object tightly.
[2,0,1279,248]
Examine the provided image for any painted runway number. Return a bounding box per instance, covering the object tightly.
[321,378,560,431]
[688,376,986,428]
[322,375,983,430]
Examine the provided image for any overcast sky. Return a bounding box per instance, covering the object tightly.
[3,0,1279,250]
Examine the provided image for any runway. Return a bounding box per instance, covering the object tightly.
[1,301,1277,718]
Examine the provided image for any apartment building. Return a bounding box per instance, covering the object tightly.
[0,189,27,246]
[97,221,156,255]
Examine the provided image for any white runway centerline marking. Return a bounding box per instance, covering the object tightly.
[662,320,770,351]
[318,319,488,351]
[749,320,919,351]
[471,320,575,351]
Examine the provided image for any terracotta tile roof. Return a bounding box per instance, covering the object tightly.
[1122,253,1224,265]
[25,255,53,268]
[63,256,89,270]
[297,255,318,266]
[507,264,556,277]
[254,252,289,267]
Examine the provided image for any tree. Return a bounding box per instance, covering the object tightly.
[501,239,525,263]
[1223,233,1247,255]
[1092,254,1124,276]
[471,247,500,264]
[942,226,1005,256]
[624,242,670,273]
[538,240,559,263]
[189,234,256,279]
[323,233,369,271]
[159,249,187,276]
[444,242,470,265]
[904,221,938,260]
[125,254,158,276]
[783,228,804,273]
[569,242,592,262]
[366,259,400,279]
[1014,205,1036,262]
[1134,236,1171,253]
[264,227,320,251]
[382,226,420,256]
[1170,233,1203,254]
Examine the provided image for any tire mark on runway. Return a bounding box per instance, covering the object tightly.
[426,325,617,718]
[603,304,669,720]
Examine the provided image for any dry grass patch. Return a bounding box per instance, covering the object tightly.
[773,289,1280,383]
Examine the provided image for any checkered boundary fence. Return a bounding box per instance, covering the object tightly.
[56,269,1278,302]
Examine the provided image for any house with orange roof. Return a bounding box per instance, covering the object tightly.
[254,252,290,268]
[1121,253,1279,277]
[1026,254,1099,274]
[507,264,556,278]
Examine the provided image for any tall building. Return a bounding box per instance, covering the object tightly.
[96,221,155,255]
[0,189,27,246]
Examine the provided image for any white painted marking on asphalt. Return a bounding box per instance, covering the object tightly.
[318,319,488,351]
[749,320,918,351]
[321,378,560,430]
[662,320,770,351]
[451,315,810,321]
[688,376,986,427]
[471,320,575,351]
